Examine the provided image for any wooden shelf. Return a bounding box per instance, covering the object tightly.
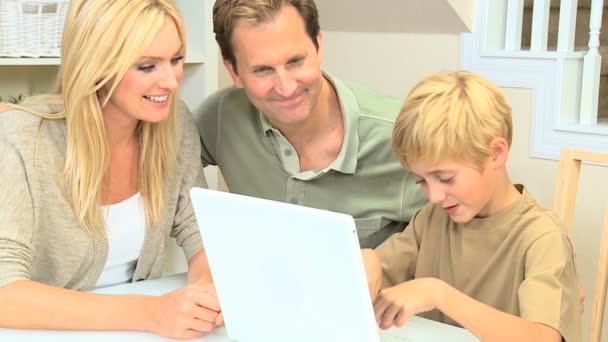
[0,58,61,65]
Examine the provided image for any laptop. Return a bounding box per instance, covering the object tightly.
[190,187,380,342]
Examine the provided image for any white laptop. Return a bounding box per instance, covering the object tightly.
[190,187,380,342]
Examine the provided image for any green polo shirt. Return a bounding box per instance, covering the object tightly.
[194,73,427,248]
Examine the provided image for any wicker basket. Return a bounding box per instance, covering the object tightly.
[0,0,69,57]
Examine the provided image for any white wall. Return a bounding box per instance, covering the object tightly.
[0,66,56,100]
[446,0,476,31]
[217,17,464,93]
[316,0,470,34]
[320,31,461,97]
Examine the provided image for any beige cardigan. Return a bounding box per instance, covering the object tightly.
[0,104,205,290]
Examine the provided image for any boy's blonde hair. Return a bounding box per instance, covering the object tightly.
[393,70,513,169]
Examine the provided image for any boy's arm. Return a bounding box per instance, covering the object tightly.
[374,278,560,342]
[362,208,424,303]
[438,281,561,341]
[361,249,382,301]
[375,231,581,342]
[373,209,425,288]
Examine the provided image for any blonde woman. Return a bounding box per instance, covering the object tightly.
[0,0,221,338]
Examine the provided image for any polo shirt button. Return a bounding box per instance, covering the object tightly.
[284,149,293,156]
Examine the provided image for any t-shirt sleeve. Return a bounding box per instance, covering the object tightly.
[519,231,582,342]
[374,208,425,288]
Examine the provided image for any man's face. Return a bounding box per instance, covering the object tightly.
[225,5,324,129]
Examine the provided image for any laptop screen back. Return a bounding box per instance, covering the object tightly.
[190,188,380,342]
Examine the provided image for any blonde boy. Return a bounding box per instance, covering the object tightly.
[363,71,582,342]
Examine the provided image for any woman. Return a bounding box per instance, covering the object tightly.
[0,0,221,338]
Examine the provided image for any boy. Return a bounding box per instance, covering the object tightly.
[362,71,582,342]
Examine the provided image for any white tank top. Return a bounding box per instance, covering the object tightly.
[95,193,146,288]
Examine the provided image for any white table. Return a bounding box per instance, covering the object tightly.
[0,274,479,341]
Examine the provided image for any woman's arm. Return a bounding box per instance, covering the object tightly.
[187,249,213,284]
[0,279,220,339]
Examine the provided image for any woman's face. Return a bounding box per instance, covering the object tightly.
[103,18,184,125]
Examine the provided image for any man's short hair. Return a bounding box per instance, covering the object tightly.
[212,0,320,72]
[392,70,513,169]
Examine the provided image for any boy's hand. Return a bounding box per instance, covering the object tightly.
[373,277,444,330]
[361,249,382,301]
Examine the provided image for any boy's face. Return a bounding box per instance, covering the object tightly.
[408,159,496,223]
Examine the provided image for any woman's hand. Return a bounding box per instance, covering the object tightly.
[147,282,222,339]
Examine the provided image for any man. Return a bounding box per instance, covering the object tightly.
[195,0,426,248]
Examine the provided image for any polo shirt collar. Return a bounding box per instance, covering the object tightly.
[325,72,359,174]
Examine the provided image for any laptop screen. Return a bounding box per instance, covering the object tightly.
[190,187,380,342]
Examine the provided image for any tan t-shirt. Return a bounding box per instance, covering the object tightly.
[375,186,582,342]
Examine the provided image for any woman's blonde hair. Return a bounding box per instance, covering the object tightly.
[10,0,185,235]
[393,70,513,170]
